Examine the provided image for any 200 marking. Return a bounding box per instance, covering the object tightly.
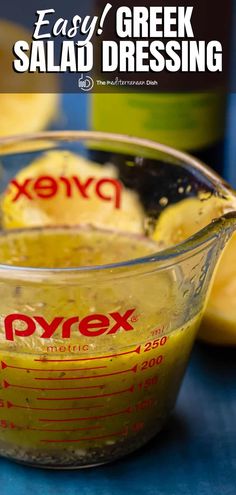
[141,356,163,371]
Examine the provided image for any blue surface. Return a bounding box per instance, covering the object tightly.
[0,345,236,495]
[1,94,236,494]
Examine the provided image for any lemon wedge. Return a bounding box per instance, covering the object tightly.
[152,195,229,246]
[198,232,236,345]
[0,19,58,136]
[2,150,144,233]
[152,195,236,345]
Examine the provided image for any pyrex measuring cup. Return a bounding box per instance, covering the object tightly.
[0,131,235,469]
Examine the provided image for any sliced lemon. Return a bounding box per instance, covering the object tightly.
[152,195,236,345]
[2,150,145,233]
[0,19,58,136]
[0,93,59,137]
[152,195,231,246]
[198,232,236,345]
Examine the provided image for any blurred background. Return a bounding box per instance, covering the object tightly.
[0,0,235,182]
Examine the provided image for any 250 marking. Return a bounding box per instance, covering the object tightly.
[143,336,168,352]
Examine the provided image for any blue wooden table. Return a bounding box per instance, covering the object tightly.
[0,93,236,495]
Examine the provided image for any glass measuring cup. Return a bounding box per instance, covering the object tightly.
[0,131,235,469]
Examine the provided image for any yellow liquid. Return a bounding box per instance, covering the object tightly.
[0,227,201,467]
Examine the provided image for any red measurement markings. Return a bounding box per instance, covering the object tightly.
[143,336,168,352]
[135,398,154,411]
[38,407,132,423]
[0,420,15,429]
[34,364,137,381]
[41,429,128,443]
[2,380,103,391]
[0,422,103,432]
[6,401,104,411]
[151,326,166,337]
[141,356,163,371]
[138,376,158,391]
[37,385,134,401]
[1,361,106,372]
[34,345,141,363]
[28,426,102,432]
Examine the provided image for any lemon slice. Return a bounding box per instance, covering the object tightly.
[2,150,144,233]
[198,232,236,345]
[0,19,58,136]
[152,195,236,345]
[152,195,230,246]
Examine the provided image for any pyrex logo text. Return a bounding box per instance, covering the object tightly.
[4,309,136,341]
[9,175,122,209]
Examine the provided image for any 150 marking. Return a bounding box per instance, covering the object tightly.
[138,376,158,390]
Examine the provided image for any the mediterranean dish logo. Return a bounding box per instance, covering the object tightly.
[12,4,223,75]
